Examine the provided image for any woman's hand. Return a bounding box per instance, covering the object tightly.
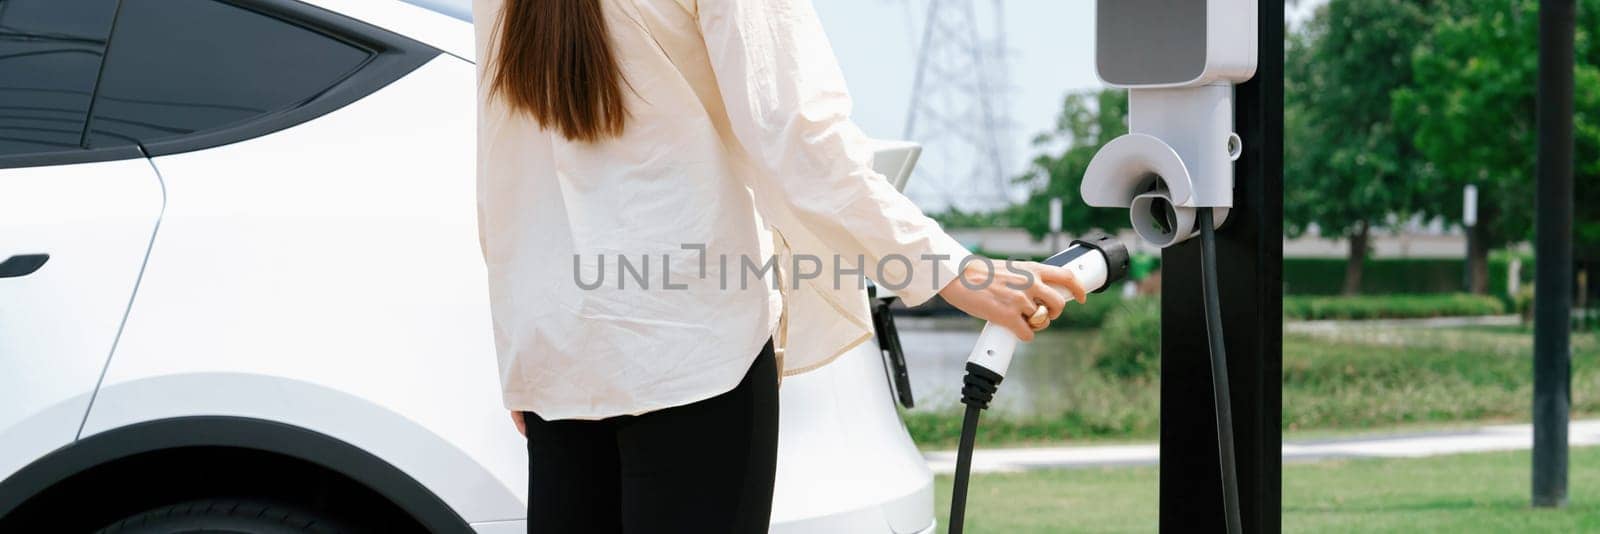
[511,410,526,437]
[937,260,1087,341]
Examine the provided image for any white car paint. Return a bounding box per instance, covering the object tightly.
[771,336,935,534]
[84,55,526,523]
[0,1,935,532]
[0,158,164,479]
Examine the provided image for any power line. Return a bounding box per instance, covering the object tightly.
[902,0,1014,212]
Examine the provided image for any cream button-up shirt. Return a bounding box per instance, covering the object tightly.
[473,0,971,420]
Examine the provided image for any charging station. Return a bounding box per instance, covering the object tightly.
[1091,1,1284,532]
[1092,1,1284,532]
[942,2,1280,532]
[1081,1,1280,530]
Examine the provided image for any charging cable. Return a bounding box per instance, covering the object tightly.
[948,233,1128,534]
[1198,208,1242,534]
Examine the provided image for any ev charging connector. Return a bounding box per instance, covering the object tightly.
[948,233,1129,533]
[964,233,1130,380]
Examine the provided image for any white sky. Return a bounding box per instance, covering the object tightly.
[812,0,1099,208]
[812,0,1102,147]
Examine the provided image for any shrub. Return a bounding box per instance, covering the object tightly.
[1282,254,1535,301]
[1282,293,1505,321]
[1093,297,1161,378]
[1512,284,1536,321]
[1057,292,1128,327]
[1283,258,1461,295]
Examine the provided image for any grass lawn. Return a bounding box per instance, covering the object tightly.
[933,446,1600,533]
[905,323,1598,449]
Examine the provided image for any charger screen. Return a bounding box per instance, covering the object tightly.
[1096,0,1207,86]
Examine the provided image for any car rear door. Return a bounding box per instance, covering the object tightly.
[0,0,165,480]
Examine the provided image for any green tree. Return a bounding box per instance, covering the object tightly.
[1285,0,1437,295]
[1393,0,1600,292]
[1007,89,1132,240]
[1566,2,1600,263]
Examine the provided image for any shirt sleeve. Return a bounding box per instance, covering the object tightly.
[695,0,972,306]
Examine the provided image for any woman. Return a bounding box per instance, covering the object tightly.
[472,0,1084,531]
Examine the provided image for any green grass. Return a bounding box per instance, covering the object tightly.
[905,322,1599,449]
[1283,323,1600,431]
[934,446,1600,533]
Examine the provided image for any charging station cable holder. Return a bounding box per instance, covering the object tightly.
[1080,0,1257,248]
[1083,86,1240,247]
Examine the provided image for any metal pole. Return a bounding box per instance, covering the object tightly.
[902,0,940,140]
[1049,197,1063,252]
[1463,184,1478,292]
[1532,0,1574,509]
[1160,0,1282,531]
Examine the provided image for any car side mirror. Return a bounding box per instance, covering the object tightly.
[868,140,922,193]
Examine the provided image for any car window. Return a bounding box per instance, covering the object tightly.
[86,0,372,149]
[0,0,119,158]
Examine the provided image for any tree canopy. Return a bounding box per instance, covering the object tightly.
[1286,0,1440,292]
[1285,0,1435,240]
[1393,0,1600,253]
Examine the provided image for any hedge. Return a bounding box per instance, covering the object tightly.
[1282,293,1506,320]
[1284,252,1534,299]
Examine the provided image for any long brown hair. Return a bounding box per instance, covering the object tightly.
[489,0,627,142]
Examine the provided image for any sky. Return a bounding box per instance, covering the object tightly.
[810,0,1325,210]
[811,0,1099,209]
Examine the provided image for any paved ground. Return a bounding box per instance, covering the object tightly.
[1284,314,1522,334]
[925,419,1600,474]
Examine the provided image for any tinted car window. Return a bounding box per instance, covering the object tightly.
[87,0,371,148]
[0,0,119,157]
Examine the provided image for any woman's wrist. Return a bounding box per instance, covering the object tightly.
[895,233,972,306]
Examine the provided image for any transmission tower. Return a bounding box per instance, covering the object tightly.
[902,0,1015,212]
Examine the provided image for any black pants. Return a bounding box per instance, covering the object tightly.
[522,339,779,533]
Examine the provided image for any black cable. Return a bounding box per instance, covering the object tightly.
[1198,208,1243,534]
[948,404,981,534]
[948,362,1002,534]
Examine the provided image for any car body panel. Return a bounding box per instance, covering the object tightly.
[0,158,163,481]
[771,341,936,533]
[81,374,519,523]
[83,56,525,523]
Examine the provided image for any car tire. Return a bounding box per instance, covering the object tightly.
[94,498,354,534]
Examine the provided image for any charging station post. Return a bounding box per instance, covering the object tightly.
[1078,1,1281,529]
[1532,0,1575,509]
[1158,1,1282,532]
[946,2,1281,531]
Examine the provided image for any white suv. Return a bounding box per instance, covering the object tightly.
[0,1,934,532]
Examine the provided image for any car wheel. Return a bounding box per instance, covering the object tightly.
[95,498,354,534]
